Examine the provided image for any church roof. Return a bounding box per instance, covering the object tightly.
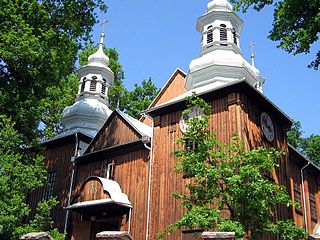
[117,110,152,138]
[288,144,320,174]
[41,130,92,147]
[82,109,151,155]
[146,79,293,127]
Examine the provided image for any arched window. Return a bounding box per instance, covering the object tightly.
[80,77,86,93]
[207,26,213,44]
[90,80,97,92]
[232,28,237,45]
[101,78,107,95]
[220,24,227,45]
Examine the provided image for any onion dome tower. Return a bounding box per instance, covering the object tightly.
[60,33,113,138]
[185,0,265,92]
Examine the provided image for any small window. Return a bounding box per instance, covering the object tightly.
[42,171,56,200]
[101,79,107,95]
[220,24,227,45]
[106,162,114,180]
[207,26,213,44]
[232,28,237,45]
[80,77,86,93]
[184,139,198,151]
[90,80,97,92]
[309,192,317,220]
[293,182,302,210]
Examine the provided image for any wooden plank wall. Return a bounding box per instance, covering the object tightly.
[152,71,187,107]
[27,141,76,232]
[72,148,150,239]
[141,70,187,126]
[288,150,320,233]
[87,115,141,153]
[238,93,291,222]
[148,92,292,239]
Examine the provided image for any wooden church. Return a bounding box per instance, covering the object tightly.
[27,0,320,239]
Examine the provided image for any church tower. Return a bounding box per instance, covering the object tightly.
[185,0,265,92]
[60,33,113,138]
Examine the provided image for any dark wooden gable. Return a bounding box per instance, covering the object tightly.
[85,111,142,154]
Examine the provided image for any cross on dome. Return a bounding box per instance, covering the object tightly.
[99,18,108,50]
[87,18,110,67]
[248,41,256,67]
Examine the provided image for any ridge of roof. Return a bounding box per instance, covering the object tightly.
[146,79,292,125]
[116,110,152,137]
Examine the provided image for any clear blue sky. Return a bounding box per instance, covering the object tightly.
[92,0,319,137]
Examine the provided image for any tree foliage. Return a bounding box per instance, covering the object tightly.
[231,0,320,70]
[14,198,65,240]
[160,94,306,240]
[125,78,160,119]
[39,74,79,139]
[287,121,320,165]
[0,115,48,239]
[0,0,107,142]
[0,1,107,238]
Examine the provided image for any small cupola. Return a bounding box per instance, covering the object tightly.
[59,30,113,138]
[185,0,265,92]
[197,0,243,56]
[77,33,114,104]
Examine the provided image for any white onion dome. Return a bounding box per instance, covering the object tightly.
[207,0,233,12]
[87,33,110,68]
[61,98,112,138]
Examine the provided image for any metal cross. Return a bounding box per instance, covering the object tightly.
[248,41,256,55]
[248,41,256,67]
[100,18,109,34]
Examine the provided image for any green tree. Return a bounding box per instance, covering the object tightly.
[0,115,48,239]
[0,0,107,142]
[160,94,306,240]
[125,78,160,119]
[14,198,65,240]
[231,0,320,70]
[287,121,320,165]
[39,74,79,139]
[0,1,107,238]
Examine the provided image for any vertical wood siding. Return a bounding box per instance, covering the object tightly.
[27,141,76,232]
[72,148,150,239]
[148,92,294,239]
[87,115,141,153]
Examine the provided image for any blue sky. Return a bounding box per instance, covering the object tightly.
[92,0,319,137]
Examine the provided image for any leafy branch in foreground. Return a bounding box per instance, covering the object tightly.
[159,94,306,240]
[287,121,320,166]
[230,0,320,70]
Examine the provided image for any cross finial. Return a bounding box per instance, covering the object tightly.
[248,41,256,67]
[99,18,109,48]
